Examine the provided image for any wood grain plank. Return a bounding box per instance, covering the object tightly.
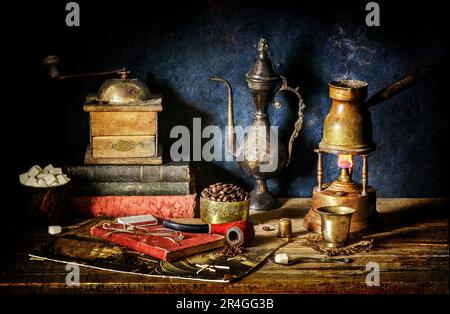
[0,198,448,294]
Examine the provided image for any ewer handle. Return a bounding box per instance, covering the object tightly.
[273,76,306,167]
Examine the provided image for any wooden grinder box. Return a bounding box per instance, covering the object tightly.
[84,95,163,165]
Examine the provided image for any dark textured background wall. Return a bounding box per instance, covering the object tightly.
[7,0,448,198]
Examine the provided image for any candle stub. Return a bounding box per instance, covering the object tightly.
[48,225,62,235]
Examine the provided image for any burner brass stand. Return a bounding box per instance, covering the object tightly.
[304,150,378,234]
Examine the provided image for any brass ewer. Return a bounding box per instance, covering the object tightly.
[209,38,306,211]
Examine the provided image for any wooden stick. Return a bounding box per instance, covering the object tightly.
[316,150,323,192]
[361,155,368,196]
[366,65,434,108]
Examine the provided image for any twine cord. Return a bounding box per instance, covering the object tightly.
[303,234,373,256]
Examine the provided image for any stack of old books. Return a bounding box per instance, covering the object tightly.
[65,162,196,219]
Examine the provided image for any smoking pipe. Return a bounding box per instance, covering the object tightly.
[162,220,255,247]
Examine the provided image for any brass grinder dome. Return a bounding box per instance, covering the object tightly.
[98,68,151,105]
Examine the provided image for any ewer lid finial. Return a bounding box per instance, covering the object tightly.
[245,38,281,87]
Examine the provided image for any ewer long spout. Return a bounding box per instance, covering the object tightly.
[208,77,236,156]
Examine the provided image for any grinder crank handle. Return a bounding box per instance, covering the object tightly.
[42,55,128,80]
[272,76,306,167]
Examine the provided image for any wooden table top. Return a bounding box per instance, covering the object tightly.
[1,198,448,294]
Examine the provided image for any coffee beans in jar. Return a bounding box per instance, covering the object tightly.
[201,183,249,202]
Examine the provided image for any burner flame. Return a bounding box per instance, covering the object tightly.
[337,154,353,169]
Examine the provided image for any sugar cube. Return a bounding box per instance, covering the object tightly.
[22,164,68,187]
[28,165,42,178]
[49,167,63,175]
[37,179,47,187]
[48,225,62,235]
[19,173,29,185]
[42,174,56,186]
[56,175,67,185]
[43,164,54,173]
[25,177,38,187]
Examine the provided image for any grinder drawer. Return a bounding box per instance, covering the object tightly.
[90,112,157,136]
[92,135,156,158]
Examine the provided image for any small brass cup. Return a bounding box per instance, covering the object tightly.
[277,218,292,238]
[318,206,355,248]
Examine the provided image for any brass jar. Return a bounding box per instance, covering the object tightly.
[200,197,249,224]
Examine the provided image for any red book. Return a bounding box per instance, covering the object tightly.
[70,194,196,219]
[91,222,224,261]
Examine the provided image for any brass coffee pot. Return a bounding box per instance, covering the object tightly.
[209,38,306,211]
[304,66,434,234]
[320,80,375,154]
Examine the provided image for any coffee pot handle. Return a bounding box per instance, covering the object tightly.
[273,76,306,167]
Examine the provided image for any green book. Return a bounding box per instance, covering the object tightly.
[65,162,192,182]
[71,181,195,196]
